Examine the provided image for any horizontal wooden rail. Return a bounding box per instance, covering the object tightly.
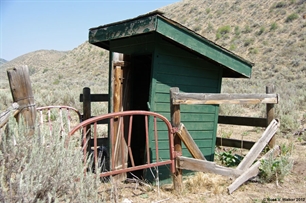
[218,116,267,127]
[80,94,109,102]
[171,92,278,105]
[216,137,255,150]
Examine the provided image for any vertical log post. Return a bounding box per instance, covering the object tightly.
[170,87,182,192]
[112,53,126,181]
[83,87,91,151]
[7,65,36,136]
[266,85,276,148]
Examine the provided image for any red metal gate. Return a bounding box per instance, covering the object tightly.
[68,110,175,178]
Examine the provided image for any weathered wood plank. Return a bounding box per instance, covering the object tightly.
[228,145,280,194]
[0,103,19,128]
[177,156,243,178]
[112,54,127,181]
[218,116,267,127]
[80,94,109,102]
[237,119,280,171]
[172,92,278,105]
[170,87,182,192]
[266,85,276,148]
[7,65,36,136]
[216,137,255,150]
[176,123,206,160]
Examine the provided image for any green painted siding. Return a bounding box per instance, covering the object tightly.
[109,33,156,55]
[149,35,223,168]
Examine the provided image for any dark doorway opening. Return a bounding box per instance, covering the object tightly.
[128,54,152,178]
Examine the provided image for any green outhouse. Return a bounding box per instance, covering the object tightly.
[89,11,253,181]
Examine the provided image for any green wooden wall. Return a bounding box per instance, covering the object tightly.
[146,35,223,181]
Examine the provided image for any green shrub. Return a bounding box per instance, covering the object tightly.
[257,26,265,35]
[243,25,252,33]
[244,38,255,47]
[275,1,287,8]
[259,144,293,183]
[216,25,231,39]
[217,25,231,35]
[286,13,299,22]
[270,22,278,31]
[234,26,240,36]
[218,150,243,167]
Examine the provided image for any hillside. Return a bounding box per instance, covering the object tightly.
[1,0,305,132]
[0,58,7,66]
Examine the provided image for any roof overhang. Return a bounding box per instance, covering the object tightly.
[89,11,254,78]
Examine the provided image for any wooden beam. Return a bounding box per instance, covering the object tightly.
[172,92,278,105]
[170,87,182,192]
[237,119,280,171]
[216,137,255,150]
[176,123,206,160]
[228,145,280,194]
[7,66,36,136]
[218,116,267,127]
[267,85,276,148]
[82,87,91,152]
[177,156,243,178]
[80,94,109,102]
[112,55,127,181]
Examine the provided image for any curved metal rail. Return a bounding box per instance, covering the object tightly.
[68,110,175,178]
[36,106,82,136]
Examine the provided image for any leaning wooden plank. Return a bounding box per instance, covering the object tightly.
[176,123,206,160]
[177,156,243,178]
[228,145,280,194]
[237,119,280,171]
[171,92,278,105]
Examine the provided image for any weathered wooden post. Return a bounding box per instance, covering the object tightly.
[170,87,182,192]
[7,65,36,136]
[83,87,91,151]
[266,85,276,148]
[112,52,128,181]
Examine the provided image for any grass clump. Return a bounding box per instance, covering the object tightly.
[216,25,231,40]
[270,22,278,31]
[286,13,299,22]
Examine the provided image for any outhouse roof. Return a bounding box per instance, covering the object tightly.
[89,10,254,78]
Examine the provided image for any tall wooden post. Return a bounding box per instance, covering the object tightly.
[266,85,276,148]
[112,53,127,181]
[7,65,36,136]
[170,87,182,192]
[83,87,91,151]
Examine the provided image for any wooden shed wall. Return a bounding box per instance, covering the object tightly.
[149,36,223,162]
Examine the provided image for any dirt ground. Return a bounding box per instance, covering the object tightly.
[97,119,306,203]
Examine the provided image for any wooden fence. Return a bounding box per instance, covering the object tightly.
[170,87,279,193]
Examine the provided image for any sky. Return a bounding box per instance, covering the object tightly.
[0,0,179,61]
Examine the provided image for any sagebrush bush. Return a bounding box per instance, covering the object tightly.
[0,115,105,202]
[259,144,293,183]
